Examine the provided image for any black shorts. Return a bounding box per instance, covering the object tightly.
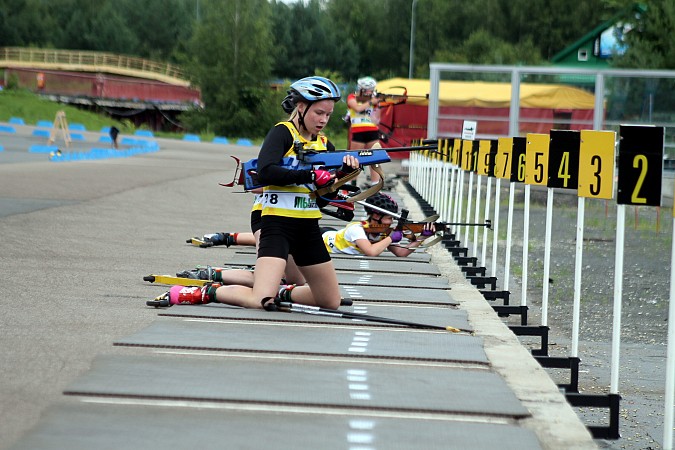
[351,130,380,144]
[250,209,262,233]
[257,215,331,266]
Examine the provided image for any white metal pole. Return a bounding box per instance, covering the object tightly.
[504,182,515,291]
[541,188,554,327]
[473,175,482,258]
[571,196,585,357]
[464,171,474,246]
[664,218,675,450]
[521,184,530,308]
[610,204,625,394]
[482,176,492,269]
[491,178,501,277]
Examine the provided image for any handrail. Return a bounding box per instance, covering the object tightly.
[0,47,191,87]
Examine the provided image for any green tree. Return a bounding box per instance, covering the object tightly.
[183,0,277,136]
[616,0,675,69]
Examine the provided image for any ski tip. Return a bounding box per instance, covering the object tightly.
[445,326,461,333]
[143,275,156,283]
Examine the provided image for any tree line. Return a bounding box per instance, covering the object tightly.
[1,0,672,136]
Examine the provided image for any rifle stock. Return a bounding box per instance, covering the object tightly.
[236,145,437,191]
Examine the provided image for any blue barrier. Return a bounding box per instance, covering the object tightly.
[0,146,4,152]
[71,133,85,141]
[183,134,200,142]
[69,123,86,131]
[49,145,159,162]
[99,135,113,143]
[9,117,25,125]
[213,136,229,144]
[134,130,154,138]
[0,125,17,133]
[29,145,59,153]
[236,138,253,146]
[32,129,51,138]
[100,126,111,133]
[37,120,53,128]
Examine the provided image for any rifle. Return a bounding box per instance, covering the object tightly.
[374,86,429,107]
[221,144,438,202]
[363,219,491,236]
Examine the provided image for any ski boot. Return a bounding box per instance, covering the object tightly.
[186,232,236,248]
[175,266,225,282]
[146,283,221,308]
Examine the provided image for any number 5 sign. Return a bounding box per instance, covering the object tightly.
[617,125,664,206]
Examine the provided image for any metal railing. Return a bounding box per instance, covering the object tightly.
[0,47,190,87]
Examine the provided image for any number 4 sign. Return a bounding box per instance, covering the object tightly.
[617,125,664,206]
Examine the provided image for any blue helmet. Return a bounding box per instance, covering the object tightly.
[282,76,341,113]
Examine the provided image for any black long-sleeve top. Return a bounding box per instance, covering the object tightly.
[257,123,335,186]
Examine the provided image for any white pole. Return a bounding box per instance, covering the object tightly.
[482,176,492,269]
[491,178,501,277]
[504,182,515,291]
[473,175,482,258]
[571,196,585,357]
[610,204,625,394]
[521,184,530,308]
[455,171,465,241]
[464,171,474,246]
[447,166,457,227]
[541,188,554,327]
[664,218,675,450]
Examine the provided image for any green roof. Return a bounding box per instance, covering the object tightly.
[551,4,647,64]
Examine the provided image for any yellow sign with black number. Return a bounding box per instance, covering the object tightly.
[525,133,549,186]
[578,130,616,199]
[495,137,512,179]
[477,140,491,176]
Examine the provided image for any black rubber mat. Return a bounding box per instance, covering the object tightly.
[339,284,457,304]
[235,248,433,263]
[63,354,529,418]
[12,401,542,450]
[158,303,471,331]
[226,253,441,275]
[337,272,450,289]
[114,320,486,364]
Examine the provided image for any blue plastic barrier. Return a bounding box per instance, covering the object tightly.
[0,146,4,152]
[68,123,86,131]
[32,129,51,138]
[100,126,111,133]
[0,125,17,133]
[183,134,200,142]
[236,138,253,146]
[29,145,59,153]
[9,117,25,125]
[37,120,53,128]
[49,144,159,162]
[213,136,229,144]
[134,130,154,138]
[71,133,86,141]
[99,136,113,143]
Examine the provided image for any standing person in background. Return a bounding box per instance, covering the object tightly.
[346,76,382,187]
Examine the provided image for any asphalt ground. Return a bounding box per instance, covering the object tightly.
[0,124,596,449]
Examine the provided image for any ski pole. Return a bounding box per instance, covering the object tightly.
[264,300,472,334]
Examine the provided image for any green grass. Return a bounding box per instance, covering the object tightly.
[0,89,131,132]
[0,88,351,147]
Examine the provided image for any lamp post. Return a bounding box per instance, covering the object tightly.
[408,0,418,79]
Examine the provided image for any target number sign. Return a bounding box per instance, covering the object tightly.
[548,130,580,189]
[510,137,527,183]
[525,133,549,186]
[495,137,512,179]
[617,125,664,206]
[578,130,616,199]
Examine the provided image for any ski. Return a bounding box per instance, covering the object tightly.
[144,274,209,287]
